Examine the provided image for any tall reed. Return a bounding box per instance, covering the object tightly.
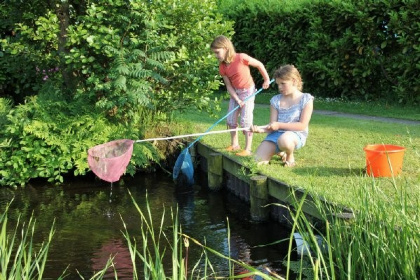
[3,179,417,279]
[121,190,221,279]
[0,200,56,280]
[121,190,287,279]
[327,180,419,279]
[282,179,419,280]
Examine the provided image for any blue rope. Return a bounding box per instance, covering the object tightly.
[186,79,275,150]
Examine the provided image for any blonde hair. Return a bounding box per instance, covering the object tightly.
[210,35,236,63]
[273,65,303,91]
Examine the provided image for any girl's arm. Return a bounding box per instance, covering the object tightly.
[253,105,278,133]
[247,56,271,89]
[222,75,245,107]
[271,99,314,131]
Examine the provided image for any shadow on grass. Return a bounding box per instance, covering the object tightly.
[292,166,366,177]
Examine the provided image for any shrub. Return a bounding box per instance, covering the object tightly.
[219,0,420,105]
[2,0,233,121]
[0,92,161,187]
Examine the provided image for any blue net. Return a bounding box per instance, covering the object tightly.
[172,80,274,187]
[173,148,194,186]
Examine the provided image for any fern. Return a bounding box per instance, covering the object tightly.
[0,94,162,187]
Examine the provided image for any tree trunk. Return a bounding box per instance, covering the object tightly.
[56,0,74,94]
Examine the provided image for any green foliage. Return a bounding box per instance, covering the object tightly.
[146,0,233,115]
[0,201,58,279]
[0,0,233,185]
[1,5,60,103]
[0,91,163,187]
[220,0,420,105]
[326,182,420,279]
[280,183,420,279]
[2,0,231,121]
[0,98,12,128]
[64,1,167,122]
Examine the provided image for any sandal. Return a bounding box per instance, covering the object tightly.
[283,161,296,167]
[226,145,241,152]
[236,150,252,157]
[277,152,287,163]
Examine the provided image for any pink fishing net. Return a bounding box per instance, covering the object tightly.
[87,139,135,183]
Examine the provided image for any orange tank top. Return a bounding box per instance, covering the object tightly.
[219,53,254,89]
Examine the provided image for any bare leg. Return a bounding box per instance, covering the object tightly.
[230,129,239,147]
[226,99,240,150]
[277,132,299,164]
[244,131,252,152]
[254,141,277,164]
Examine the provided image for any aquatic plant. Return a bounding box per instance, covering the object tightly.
[280,179,419,279]
[0,200,58,279]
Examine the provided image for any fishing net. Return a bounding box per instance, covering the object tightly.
[87,80,273,185]
[172,81,273,186]
[172,148,194,186]
[87,139,134,183]
[88,128,240,184]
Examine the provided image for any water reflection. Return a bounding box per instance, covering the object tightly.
[0,171,291,279]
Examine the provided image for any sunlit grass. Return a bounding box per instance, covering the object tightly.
[172,101,420,215]
[255,91,420,121]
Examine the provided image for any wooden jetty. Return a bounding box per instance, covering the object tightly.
[193,142,354,224]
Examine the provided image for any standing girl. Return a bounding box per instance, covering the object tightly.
[210,35,270,156]
[251,64,314,166]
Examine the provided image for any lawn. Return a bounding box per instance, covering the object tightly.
[256,91,420,121]
[173,97,420,214]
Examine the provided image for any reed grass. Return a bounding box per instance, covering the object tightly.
[278,179,420,279]
[117,181,418,279]
[121,190,223,279]
[120,190,287,279]
[0,200,58,280]
[2,183,418,279]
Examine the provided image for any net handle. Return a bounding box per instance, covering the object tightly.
[135,126,267,143]
[185,79,275,149]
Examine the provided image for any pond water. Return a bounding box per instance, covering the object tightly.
[0,171,293,279]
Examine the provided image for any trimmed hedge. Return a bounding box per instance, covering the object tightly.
[223,0,419,104]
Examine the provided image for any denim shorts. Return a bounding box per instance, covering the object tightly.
[263,131,303,152]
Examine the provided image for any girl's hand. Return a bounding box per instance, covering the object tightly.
[251,125,261,133]
[267,122,277,131]
[238,100,244,107]
[262,79,270,89]
[251,125,265,133]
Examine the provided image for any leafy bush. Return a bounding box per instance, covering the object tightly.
[0,0,233,185]
[0,1,56,103]
[2,0,232,121]
[219,0,420,105]
[0,92,161,187]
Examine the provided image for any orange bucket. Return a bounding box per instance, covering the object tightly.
[363,144,406,177]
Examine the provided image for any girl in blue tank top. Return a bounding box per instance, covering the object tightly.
[251,65,314,167]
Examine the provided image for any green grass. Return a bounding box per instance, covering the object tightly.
[282,183,419,279]
[173,99,420,215]
[0,201,60,280]
[255,91,420,121]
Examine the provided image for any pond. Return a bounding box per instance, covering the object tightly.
[0,170,293,279]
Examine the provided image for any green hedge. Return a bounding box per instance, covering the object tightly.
[222,0,419,104]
